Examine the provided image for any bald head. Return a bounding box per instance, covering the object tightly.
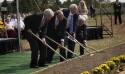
[56,10,64,21]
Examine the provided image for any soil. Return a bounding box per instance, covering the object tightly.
[32,43,125,74]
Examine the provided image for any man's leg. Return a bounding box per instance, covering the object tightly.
[67,38,75,59]
[25,32,39,68]
[118,12,122,24]
[46,39,58,63]
[38,41,47,67]
[114,13,117,24]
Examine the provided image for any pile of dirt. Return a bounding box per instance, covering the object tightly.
[32,43,125,74]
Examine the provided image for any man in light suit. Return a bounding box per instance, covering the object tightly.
[46,10,67,63]
[62,4,79,59]
[24,9,54,68]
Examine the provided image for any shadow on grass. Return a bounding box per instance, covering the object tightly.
[0,63,30,74]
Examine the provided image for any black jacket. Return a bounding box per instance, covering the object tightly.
[24,13,47,38]
[114,2,121,13]
[47,15,67,40]
[62,9,78,34]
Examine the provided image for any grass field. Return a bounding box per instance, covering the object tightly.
[0,14,125,74]
[0,51,61,74]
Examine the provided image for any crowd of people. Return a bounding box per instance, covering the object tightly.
[0,13,31,38]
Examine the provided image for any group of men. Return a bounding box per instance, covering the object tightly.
[24,4,87,68]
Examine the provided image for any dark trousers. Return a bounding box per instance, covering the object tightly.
[114,12,122,24]
[77,37,84,55]
[46,37,66,62]
[76,25,87,55]
[24,31,46,67]
[67,34,75,58]
[90,11,95,17]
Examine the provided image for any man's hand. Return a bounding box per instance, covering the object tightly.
[83,40,87,47]
[27,29,32,34]
[41,38,46,44]
[61,41,64,46]
[73,33,76,38]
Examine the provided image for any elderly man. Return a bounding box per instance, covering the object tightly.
[62,4,79,59]
[46,10,67,63]
[24,9,54,68]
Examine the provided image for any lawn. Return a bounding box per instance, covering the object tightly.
[0,51,61,74]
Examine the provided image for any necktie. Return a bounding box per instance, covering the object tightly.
[70,15,73,34]
[39,20,45,30]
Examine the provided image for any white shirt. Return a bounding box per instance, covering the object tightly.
[39,16,45,30]
[12,20,25,30]
[55,17,64,42]
[55,17,59,26]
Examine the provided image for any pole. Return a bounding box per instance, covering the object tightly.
[31,32,67,62]
[66,32,94,56]
[16,0,21,51]
[46,36,82,59]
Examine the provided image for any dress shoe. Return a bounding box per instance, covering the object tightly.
[38,64,48,67]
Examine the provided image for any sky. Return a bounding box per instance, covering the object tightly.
[0,0,125,3]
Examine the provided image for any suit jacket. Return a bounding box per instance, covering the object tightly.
[24,13,47,38]
[114,2,121,13]
[76,25,87,41]
[47,15,67,40]
[55,17,67,39]
[62,9,78,34]
[47,15,56,38]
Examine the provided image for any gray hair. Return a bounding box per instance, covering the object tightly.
[69,4,78,10]
[44,9,54,17]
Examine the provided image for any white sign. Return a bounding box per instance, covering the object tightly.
[1,7,7,11]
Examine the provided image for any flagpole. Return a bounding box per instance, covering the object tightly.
[16,0,21,51]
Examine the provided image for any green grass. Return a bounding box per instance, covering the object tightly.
[0,51,61,74]
[0,48,84,74]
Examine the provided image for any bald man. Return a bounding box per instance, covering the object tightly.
[46,10,67,62]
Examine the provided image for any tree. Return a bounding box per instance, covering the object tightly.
[42,0,48,4]
[6,3,13,13]
[56,0,61,6]
[1,0,7,7]
[11,0,16,12]
[19,0,29,13]
[1,0,13,14]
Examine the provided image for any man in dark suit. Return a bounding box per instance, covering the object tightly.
[62,4,78,59]
[114,0,122,25]
[76,17,87,55]
[24,9,54,68]
[90,4,96,18]
[46,10,67,63]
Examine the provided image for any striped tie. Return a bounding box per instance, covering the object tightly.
[70,15,73,34]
